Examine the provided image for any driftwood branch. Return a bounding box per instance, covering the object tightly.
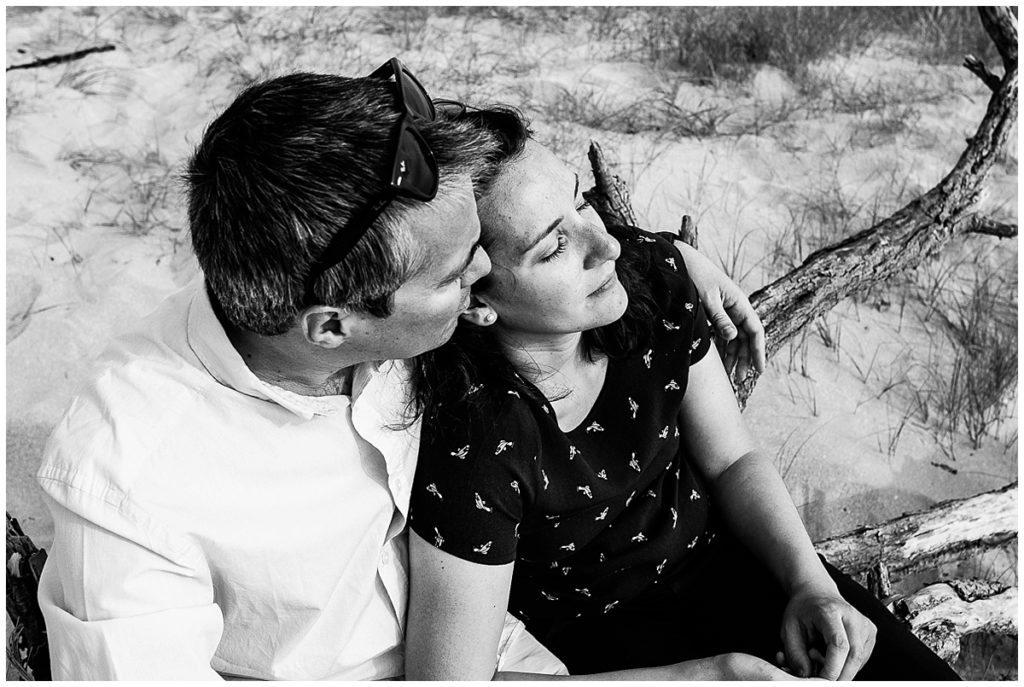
[679,215,699,249]
[582,141,639,228]
[812,484,1018,679]
[964,55,1004,92]
[895,581,1016,676]
[588,8,1017,406]
[6,44,115,72]
[965,214,1018,238]
[813,483,1017,587]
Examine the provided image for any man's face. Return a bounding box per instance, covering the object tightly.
[347,176,491,360]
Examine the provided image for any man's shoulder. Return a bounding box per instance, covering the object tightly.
[39,285,221,492]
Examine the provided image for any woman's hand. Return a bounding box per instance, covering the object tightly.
[673,240,766,381]
[780,586,877,680]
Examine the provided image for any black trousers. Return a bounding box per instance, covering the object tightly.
[537,533,960,680]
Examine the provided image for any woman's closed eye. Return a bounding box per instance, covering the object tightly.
[541,234,568,262]
[575,199,592,213]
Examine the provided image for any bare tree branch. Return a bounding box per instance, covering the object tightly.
[583,141,639,229]
[586,8,1017,409]
[965,214,1018,238]
[679,215,699,249]
[964,54,1003,92]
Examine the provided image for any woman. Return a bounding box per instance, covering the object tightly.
[405,107,959,680]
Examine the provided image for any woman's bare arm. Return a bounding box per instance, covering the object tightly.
[406,512,802,680]
[678,348,876,679]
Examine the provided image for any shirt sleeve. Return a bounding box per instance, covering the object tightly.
[37,472,224,680]
[651,230,713,365]
[411,393,540,566]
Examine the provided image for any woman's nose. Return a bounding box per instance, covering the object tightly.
[584,228,620,268]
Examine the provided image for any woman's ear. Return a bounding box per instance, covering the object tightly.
[460,297,498,327]
[301,306,354,348]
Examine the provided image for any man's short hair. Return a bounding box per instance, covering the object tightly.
[186,72,498,336]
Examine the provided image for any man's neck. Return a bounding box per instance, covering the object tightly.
[226,323,355,397]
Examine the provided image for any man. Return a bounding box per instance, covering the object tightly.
[37,59,764,680]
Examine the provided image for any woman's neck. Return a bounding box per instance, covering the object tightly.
[497,330,608,432]
[499,331,583,382]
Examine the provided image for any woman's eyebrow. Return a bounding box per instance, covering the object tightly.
[522,174,580,255]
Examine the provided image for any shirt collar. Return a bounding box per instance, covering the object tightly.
[184,277,385,420]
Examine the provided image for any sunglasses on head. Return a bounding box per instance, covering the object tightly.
[303,57,439,305]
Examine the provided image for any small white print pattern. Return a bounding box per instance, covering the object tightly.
[474,492,493,512]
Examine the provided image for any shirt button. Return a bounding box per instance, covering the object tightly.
[381,550,390,565]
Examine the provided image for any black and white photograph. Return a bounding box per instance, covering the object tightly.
[6,6,1017,681]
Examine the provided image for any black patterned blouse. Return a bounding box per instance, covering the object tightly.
[410,231,715,628]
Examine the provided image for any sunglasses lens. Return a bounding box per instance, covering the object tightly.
[397,67,435,121]
[391,122,438,200]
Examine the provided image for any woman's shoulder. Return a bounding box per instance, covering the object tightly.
[423,377,550,458]
[625,229,699,310]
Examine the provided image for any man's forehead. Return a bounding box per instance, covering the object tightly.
[398,178,479,271]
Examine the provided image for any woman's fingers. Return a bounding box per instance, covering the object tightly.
[781,614,813,678]
[836,613,877,680]
[817,612,852,680]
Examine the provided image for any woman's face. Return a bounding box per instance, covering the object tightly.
[474,141,628,341]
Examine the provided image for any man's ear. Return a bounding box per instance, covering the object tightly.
[301,306,355,348]
[460,296,498,327]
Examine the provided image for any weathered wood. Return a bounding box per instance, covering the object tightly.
[966,213,1018,238]
[811,484,1018,680]
[814,483,1017,587]
[583,140,639,229]
[679,215,699,249]
[6,513,50,681]
[895,582,1017,679]
[583,8,1017,406]
[729,6,1017,404]
[964,54,1004,92]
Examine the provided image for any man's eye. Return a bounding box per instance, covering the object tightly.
[576,199,592,213]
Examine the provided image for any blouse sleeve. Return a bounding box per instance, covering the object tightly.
[649,230,713,366]
[410,393,540,566]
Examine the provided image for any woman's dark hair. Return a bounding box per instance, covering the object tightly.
[406,106,657,427]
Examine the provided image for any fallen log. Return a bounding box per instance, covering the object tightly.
[809,484,1018,680]
[813,483,1018,592]
[895,582,1017,680]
